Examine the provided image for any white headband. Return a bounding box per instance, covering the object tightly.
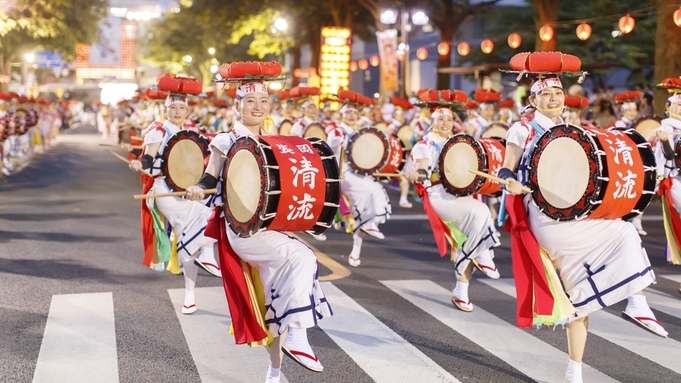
[300,99,315,109]
[668,94,681,104]
[165,95,188,107]
[236,82,268,100]
[340,104,358,114]
[621,101,637,111]
[431,108,453,119]
[530,78,563,95]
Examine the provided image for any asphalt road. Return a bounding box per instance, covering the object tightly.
[1,125,680,383]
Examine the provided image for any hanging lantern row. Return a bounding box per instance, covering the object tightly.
[576,22,592,40]
[507,33,522,49]
[539,24,554,42]
[675,7,681,27]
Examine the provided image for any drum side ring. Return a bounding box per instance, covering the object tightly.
[438,134,486,197]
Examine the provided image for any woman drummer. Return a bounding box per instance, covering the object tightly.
[653,80,681,273]
[129,86,222,315]
[186,64,332,383]
[326,91,392,267]
[404,90,501,312]
[499,65,665,383]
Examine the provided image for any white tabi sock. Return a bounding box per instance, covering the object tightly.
[453,281,470,302]
[350,231,364,259]
[564,358,583,383]
[265,364,281,383]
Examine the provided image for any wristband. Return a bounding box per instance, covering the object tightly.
[139,154,154,169]
[197,173,218,190]
[497,167,516,181]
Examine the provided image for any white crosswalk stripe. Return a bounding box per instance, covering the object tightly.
[660,274,681,284]
[382,279,617,383]
[33,292,119,383]
[319,282,460,383]
[481,279,681,375]
[30,277,681,383]
[168,287,290,383]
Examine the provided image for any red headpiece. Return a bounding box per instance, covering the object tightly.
[473,89,501,104]
[565,95,589,110]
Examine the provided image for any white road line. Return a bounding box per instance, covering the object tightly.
[33,292,119,383]
[168,287,289,383]
[383,279,618,383]
[644,287,681,319]
[660,274,681,284]
[483,279,681,375]
[387,214,663,222]
[319,282,460,383]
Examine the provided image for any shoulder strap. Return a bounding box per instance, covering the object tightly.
[527,120,545,135]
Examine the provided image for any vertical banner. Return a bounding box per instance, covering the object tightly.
[89,17,122,66]
[376,29,399,92]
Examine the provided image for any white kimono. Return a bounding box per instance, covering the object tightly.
[144,120,215,261]
[209,122,332,336]
[411,132,500,277]
[654,117,681,210]
[326,122,392,231]
[508,111,654,319]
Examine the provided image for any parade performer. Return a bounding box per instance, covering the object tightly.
[289,87,321,137]
[327,90,392,267]
[463,88,500,138]
[405,89,501,312]
[129,75,221,316]
[411,104,432,143]
[386,96,415,208]
[499,52,665,383]
[186,61,332,382]
[654,77,681,268]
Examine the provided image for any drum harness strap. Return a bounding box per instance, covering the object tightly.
[498,120,545,227]
[150,124,175,178]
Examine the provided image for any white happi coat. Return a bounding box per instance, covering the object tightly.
[209,122,332,336]
[326,122,392,230]
[290,116,316,137]
[411,132,500,277]
[143,120,215,261]
[508,111,654,319]
[654,117,681,210]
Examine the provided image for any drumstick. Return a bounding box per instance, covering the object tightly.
[133,188,218,200]
[468,169,532,193]
[99,143,144,150]
[118,123,135,131]
[105,149,154,177]
[373,173,426,178]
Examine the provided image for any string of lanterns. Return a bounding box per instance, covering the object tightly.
[348,6,681,70]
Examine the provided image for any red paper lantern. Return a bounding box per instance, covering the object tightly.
[358,59,369,70]
[437,42,450,56]
[350,61,358,72]
[576,23,592,41]
[481,39,494,54]
[673,7,681,27]
[457,42,470,56]
[370,55,380,67]
[618,14,635,34]
[539,25,554,42]
[416,47,428,60]
[507,33,522,49]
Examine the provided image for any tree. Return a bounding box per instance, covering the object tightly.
[531,0,561,51]
[0,0,107,86]
[653,0,681,115]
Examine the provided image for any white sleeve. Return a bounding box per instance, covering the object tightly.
[209,132,234,155]
[143,127,165,145]
[290,122,304,137]
[506,121,530,148]
[326,129,344,150]
[410,142,430,161]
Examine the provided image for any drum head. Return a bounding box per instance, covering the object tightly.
[481,123,508,139]
[226,150,261,223]
[443,142,478,188]
[537,137,590,209]
[351,133,385,169]
[166,140,206,190]
[373,122,387,131]
[396,125,414,150]
[633,117,661,140]
[279,119,293,135]
[303,123,327,140]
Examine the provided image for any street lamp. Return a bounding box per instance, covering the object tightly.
[380,8,428,97]
[208,47,216,55]
[274,18,288,32]
[184,55,193,63]
[24,53,35,63]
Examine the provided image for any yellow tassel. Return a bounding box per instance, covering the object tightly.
[239,259,272,347]
[166,229,181,274]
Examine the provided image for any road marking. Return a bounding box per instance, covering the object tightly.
[643,287,681,319]
[383,279,617,383]
[660,274,681,284]
[291,233,351,281]
[319,282,460,383]
[387,214,664,221]
[33,292,119,383]
[483,278,681,375]
[168,287,289,383]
